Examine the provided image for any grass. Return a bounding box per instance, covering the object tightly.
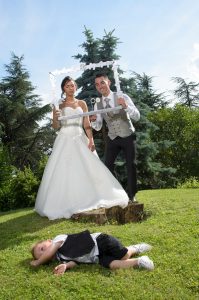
[0,189,198,300]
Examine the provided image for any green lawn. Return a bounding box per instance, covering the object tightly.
[0,189,198,300]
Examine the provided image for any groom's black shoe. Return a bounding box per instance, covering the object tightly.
[129,197,138,203]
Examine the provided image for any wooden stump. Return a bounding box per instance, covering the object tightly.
[71,202,145,225]
[106,202,144,224]
[71,208,107,225]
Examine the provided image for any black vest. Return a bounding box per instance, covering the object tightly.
[57,230,95,258]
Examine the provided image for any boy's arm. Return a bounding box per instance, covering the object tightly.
[30,241,62,267]
[53,261,77,275]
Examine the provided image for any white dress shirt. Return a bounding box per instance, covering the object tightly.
[91,91,140,131]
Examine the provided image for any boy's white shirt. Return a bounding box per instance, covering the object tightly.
[52,233,101,264]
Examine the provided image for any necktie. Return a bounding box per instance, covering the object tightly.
[104,98,113,117]
[104,98,111,108]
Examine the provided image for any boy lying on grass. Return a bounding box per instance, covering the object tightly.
[30,230,154,275]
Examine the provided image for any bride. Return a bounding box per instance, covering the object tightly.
[35,76,128,220]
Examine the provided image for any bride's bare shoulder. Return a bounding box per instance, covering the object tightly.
[77,100,87,111]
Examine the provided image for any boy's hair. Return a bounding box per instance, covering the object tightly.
[30,240,44,259]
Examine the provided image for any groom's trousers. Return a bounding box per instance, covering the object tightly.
[104,133,137,199]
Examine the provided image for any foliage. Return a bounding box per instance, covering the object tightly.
[177,177,199,189]
[0,183,14,211]
[0,152,50,212]
[0,53,54,170]
[0,166,39,211]
[133,72,169,109]
[149,104,199,183]
[73,27,101,106]
[172,77,199,107]
[11,167,39,207]
[34,154,49,180]
[74,27,121,109]
[120,74,176,189]
[0,189,198,299]
[0,145,14,185]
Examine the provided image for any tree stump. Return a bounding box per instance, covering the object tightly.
[71,208,107,225]
[71,202,144,225]
[106,202,144,224]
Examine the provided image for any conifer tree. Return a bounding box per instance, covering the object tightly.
[73,28,121,108]
[172,77,199,107]
[133,72,169,109]
[73,27,101,108]
[123,76,176,188]
[0,53,54,170]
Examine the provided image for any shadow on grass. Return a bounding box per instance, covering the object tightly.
[0,209,65,250]
[0,206,154,252]
[19,257,114,277]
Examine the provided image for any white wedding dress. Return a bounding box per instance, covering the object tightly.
[35,106,128,220]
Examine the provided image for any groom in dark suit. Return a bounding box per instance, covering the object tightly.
[90,74,140,202]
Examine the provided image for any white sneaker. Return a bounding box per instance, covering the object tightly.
[129,243,152,254]
[138,256,154,270]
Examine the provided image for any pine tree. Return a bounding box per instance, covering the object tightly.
[73,28,121,108]
[118,74,173,188]
[97,29,121,87]
[0,53,54,170]
[172,77,199,107]
[73,27,101,108]
[133,72,169,109]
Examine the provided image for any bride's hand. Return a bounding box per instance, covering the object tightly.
[55,109,62,118]
[88,140,95,152]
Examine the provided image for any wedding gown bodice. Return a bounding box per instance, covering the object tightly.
[60,106,84,136]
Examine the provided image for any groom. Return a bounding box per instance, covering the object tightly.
[90,73,140,202]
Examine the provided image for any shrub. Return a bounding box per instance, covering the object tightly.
[177,177,199,189]
[0,182,15,211]
[11,167,39,208]
[0,167,39,211]
[34,154,48,180]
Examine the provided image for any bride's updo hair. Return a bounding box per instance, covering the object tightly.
[61,76,77,92]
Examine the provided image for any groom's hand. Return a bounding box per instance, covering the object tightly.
[89,115,97,122]
[117,97,127,109]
